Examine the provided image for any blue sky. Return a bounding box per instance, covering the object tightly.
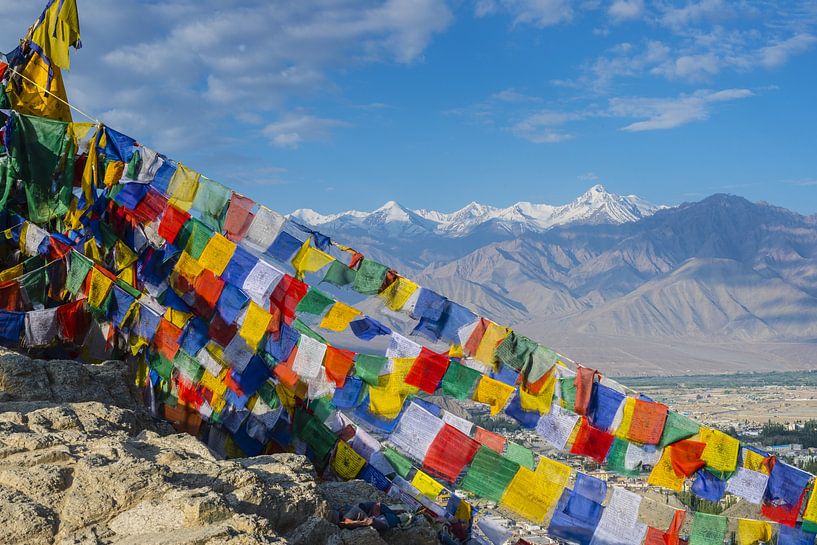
[3,0,816,214]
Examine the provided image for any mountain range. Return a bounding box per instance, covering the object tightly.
[290,186,817,375]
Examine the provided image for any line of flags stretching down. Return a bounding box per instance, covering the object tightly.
[2,3,817,545]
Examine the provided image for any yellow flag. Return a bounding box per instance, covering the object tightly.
[648,449,685,491]
[379,276,418,311]
[164,308,191,329]
[368,384,405,420]
[0,263,24,282]
[29,0,81,71]
[743,449,769,474]
[500,466,565,523]
[103,160,125,187]
[173,251,204,284]
[472,375,516,416]
[474,322,511,368]
[87,268,113,308]
[239,301,272,349]
[535,457,572,487]
[520,376,556,414]
[804,488,817,524]
[200,368,228,398]
[412,470,445,500]
[291,239,334,280]
[6,52,72,121]
[198,233,236,276]
[699,427,739,473]
[167,163,201,211]
[615,397,636,439]
[737,519,772,545]
[332,441,366,480]
[114,240,137,270]
[319,302,362,332]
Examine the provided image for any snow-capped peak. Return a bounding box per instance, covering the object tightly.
[289,185,667,237]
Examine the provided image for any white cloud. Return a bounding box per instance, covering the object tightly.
[475,0,574,27]
[608,0,644,23]
[610,88,753,131]
[658,0,733,30]
[759,34,817,68]
[0,0,452,157]
[510,109,587,143]
[263,115,351,148]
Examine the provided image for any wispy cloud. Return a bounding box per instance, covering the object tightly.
[473,0,574,27]
[608,0,645,23]
[611,88,753,131]
[262,114,351,148]
[759,34,817,68]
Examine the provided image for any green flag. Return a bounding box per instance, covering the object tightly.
[295,287,335,315]
[690,512,727,545]
[352,259,389,295]
[441,361,482,400]
[383,447,413,478]
[65,251,93,295]
[504,442,536,470]
[321,260,357,287]
[659,411,701,448]
[461,446,520,502]
[354,354,388,386]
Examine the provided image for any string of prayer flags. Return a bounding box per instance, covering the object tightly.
[472,375,515,416]
[699,427,740,473]
[403,347,450,394]
[461,446,520,503]
[570,418,614,463]
[689,513,728,545]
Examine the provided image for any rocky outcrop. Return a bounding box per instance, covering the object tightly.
[0,349,438,545]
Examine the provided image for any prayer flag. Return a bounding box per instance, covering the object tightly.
[291,239,333,280]
[461,446,520,503]
[570,418,614,463]
[404,347,450,394]
[198,233,236,276]
[423,423,481,483]
[472,375,515,416]
[689,513,727,545]
[319,301,361,332]
[441,361,482,400]
[699,427,739,473]
[332,440,366,480]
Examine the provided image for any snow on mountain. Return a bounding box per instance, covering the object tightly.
[290,184,667,238]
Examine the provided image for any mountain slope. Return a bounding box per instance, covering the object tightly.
[294,192,817,373]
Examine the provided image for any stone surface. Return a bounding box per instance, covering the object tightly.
[0,349,439,545]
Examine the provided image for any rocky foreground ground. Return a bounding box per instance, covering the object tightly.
[0,348,438,545]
